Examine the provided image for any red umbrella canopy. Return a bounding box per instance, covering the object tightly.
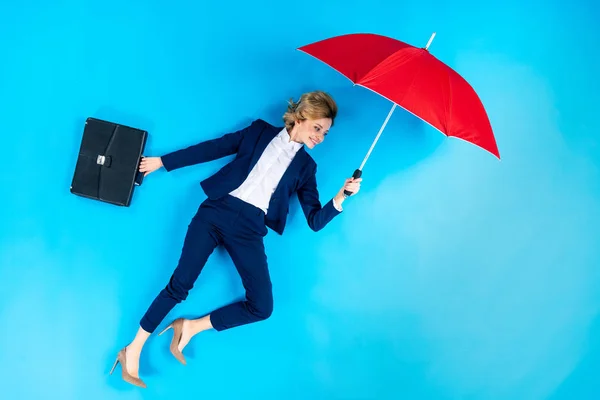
[298,33,500,159]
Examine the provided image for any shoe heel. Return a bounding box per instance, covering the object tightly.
[109,357,119,375]
[158,324,173,336]
[110,348,147,388]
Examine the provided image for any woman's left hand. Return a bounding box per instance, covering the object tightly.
[338,177,362,198]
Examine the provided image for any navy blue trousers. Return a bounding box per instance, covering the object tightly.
[140,195,272,333]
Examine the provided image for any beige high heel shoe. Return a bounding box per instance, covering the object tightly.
[109,347,147,388]
[159,318,187,365]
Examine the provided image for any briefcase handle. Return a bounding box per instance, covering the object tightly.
[134,157,145,186]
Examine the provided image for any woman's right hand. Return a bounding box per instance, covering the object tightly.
[139,156,163,176]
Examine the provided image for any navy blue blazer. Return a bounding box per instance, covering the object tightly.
[160,119,341,235]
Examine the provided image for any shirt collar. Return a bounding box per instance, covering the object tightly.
[279,127,304,152]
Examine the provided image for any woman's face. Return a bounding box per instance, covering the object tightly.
[292,117,332,149]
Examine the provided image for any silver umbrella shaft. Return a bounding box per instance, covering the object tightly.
[359,103,397,170]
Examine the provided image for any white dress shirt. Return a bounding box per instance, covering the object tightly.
[230,127,343,214]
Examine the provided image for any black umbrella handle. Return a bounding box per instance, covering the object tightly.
[344,169,362,197]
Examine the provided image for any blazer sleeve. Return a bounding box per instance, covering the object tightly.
[160,119,263,172]
[296,164,342,232]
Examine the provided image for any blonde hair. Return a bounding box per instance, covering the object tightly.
[283,91,338,131]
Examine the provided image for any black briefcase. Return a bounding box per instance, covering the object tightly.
[70,117,148,206]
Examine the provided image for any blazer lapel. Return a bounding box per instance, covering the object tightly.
[274,147,308,195]
[248,126,279,173]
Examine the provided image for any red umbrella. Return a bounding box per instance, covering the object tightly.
[298,33,500,195]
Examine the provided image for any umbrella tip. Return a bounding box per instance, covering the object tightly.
[425,32,436,50]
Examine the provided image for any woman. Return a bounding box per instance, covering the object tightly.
[110,91,362,388]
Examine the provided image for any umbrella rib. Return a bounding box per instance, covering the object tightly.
[399,53,426,105]
[296,48,362,84]
[445,64,452,135]
[358,50,427,106]
[356,83,448,138]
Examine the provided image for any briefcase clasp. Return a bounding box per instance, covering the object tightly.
[96,155,112,167]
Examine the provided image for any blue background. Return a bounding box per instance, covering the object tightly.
[1,0,599,399]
